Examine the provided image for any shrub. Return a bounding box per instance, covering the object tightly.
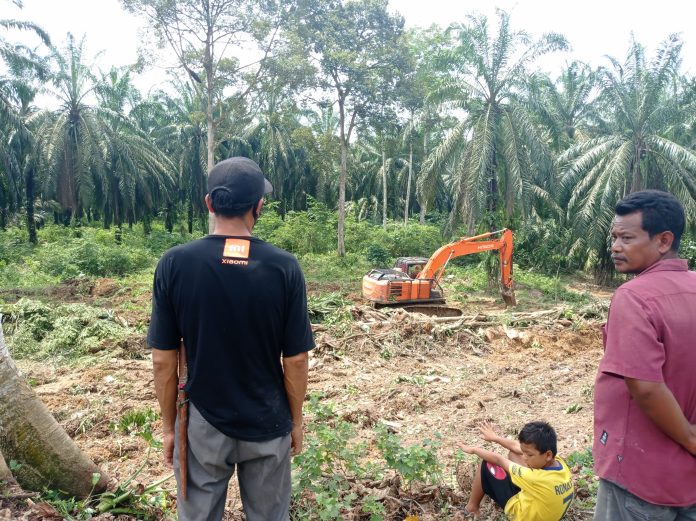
[681,236,696,269]
[366,243,391,266]
[375,424,442,486]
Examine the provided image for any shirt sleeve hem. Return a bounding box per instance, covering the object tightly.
[283,344,315,357]
[600,363,663,382]
[147,339,180,350]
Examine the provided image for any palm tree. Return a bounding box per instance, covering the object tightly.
[136,83,208,233]
[0,9,49,235]
[422,10,567,232]
[352,126,402,225]
[0,15,50,120]
[33,34,172,226]
[3,83,40,242]
[93,66,174,231]
[528,61,598,153]
[560,35,696,281]
[301,103,340,207]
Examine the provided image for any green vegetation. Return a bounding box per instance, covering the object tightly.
[566,448,599,511]
[3,2,696,281]
[292,394,452,520]
[1,298,141,361]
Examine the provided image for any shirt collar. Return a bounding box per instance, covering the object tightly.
[638,258,689,277]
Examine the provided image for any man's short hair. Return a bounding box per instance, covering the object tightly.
[210,191,257,219]
[615,190,685,251]
[518,421,557,456]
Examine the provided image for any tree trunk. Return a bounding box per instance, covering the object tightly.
[487,139,498,231]
[337,98,347,257]
[165,203,174,233]
[188,197,194,235]
[25,165,37,245]
[418,130,428,225]
[0,323,109,496]
[0,448,17,486]
[382,148,387,228]
[143,211,152,236]
[630,147,642,193]
[405,142,413,225]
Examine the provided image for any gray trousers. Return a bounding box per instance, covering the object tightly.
[173,403,292,521]
[594,480,696,521]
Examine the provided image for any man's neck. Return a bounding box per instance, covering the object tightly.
[211,215,254,237]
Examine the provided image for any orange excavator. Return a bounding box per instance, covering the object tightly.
[362,228,516,307]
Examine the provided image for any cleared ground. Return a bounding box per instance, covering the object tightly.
[1,279,608,520]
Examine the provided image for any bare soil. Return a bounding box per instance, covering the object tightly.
[1,283,608,520]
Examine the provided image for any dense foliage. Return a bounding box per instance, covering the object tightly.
[1,1,695,280]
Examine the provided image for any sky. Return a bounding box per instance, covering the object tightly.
[5,0,696,102]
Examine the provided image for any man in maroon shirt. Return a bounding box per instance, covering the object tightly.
[593,190,696,520]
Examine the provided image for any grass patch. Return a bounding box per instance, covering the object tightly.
[566,447,598,513]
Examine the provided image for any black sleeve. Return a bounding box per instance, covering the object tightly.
[282,260,315,357]
[147,254,181,350]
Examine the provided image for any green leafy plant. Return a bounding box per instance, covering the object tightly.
[114,407,160,438]
[566,448,599,511]
[375,424,442,486]
[292,393,370,519]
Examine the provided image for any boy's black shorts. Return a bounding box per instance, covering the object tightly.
[480,461,521,509]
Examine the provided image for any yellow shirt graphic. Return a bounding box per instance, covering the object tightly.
[504,457,574,521]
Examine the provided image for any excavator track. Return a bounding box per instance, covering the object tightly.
[372,302,463,317]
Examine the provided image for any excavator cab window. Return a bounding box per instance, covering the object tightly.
[394,257,428,279]
[409,264,424,278]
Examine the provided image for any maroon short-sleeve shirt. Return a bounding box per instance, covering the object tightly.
[593,259,696,506]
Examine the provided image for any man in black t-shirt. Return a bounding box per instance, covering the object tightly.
[148,157,314,521]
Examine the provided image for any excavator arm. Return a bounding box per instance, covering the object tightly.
[419,228,515,305]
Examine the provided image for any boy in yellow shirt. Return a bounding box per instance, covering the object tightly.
[458,421,574,521]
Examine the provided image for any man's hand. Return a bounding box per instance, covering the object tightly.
[290,421,304,456]
[477,422,500,442]
[688,424,696,456]
[163,429,175,468]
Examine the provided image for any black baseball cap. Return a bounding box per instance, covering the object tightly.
[207,157,273,206]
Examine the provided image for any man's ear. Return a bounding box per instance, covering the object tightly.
[204,194,214,214]
[656,230,675,253]
[545,450,554,463]
[252,199,263,221]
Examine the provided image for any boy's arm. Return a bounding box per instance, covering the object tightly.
[460,444,515,470]
[478,422,523,455]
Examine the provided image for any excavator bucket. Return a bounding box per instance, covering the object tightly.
[501,285,517,307]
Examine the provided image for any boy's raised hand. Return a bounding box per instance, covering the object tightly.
[477,421,500,442]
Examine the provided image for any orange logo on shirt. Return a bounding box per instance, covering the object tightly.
[223,238,250,259]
